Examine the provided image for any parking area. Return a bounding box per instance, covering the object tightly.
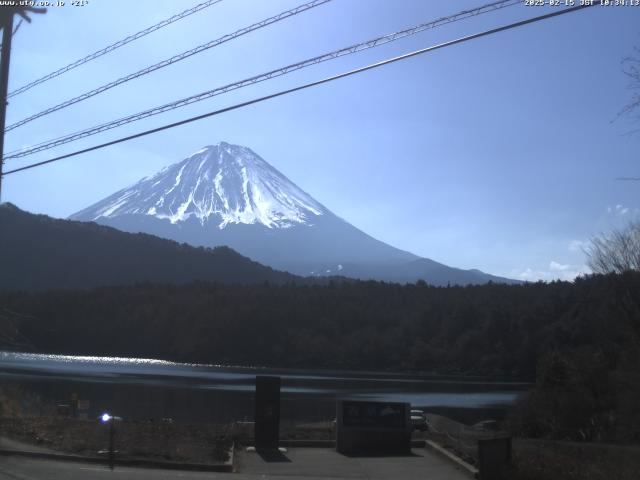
[235,446,472,479]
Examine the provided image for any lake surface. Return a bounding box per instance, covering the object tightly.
[0,351,529,425]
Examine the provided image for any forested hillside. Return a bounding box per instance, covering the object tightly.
[0,203,297,290]
[1,273,636,378]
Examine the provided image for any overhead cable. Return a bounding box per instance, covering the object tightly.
[2,3,596,177]
[7,0,225,98]
[6,0,518,158]
[5,0,332,131]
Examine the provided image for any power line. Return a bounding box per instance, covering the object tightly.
[6,0,518,159]
[12,18,22,36]
[0,5,46,50]
[7,0,224,99]
[0,5,46,201]
[0,18,28,55]
[2,3,596,178]
[5,0,332,132]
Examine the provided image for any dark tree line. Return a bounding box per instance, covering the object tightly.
[0,272,637,378]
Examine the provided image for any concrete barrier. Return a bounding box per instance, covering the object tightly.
[478,436,511,480]
[336,400,411,455]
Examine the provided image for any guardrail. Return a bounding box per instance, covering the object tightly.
[424,413,511,480]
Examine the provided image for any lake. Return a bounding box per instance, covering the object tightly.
[0,351,529,425]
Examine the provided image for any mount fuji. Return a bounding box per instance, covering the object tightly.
[70,142,516,285]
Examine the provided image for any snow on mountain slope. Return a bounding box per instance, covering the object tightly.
[70,142,327,229]
[70,141,519,285]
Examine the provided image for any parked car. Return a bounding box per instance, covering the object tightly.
[411,409,428,431]
[472,419,501,431]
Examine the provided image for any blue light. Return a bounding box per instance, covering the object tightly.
[101,413,111,423]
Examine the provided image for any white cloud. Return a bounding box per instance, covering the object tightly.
[511,262,590,282]
[549,261,570,272]
[568,239,587,252]
[515,268,539,282]
[608,204,630,216]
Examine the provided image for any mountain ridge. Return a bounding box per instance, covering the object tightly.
[0,202,302,291]
[70,142,519,286]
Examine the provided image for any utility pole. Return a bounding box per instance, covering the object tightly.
[0,5,46,201]
[0,11,14,202]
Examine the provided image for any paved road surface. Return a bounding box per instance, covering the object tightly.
[235,447,471,478]
[0,447,471,479]
[0,456,218,479]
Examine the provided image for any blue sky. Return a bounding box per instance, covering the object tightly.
[2,0,639,281]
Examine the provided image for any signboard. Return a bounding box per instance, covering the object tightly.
[254,376,281,450]
[77,400,90,411]
[342,401,406,429]
[336,400,411,454]
[56,404,71,417]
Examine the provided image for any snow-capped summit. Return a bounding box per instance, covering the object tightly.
[71,142,327,229]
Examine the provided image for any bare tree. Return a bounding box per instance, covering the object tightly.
[617,46,640,128]
[586,221,640,274]
[613,46,640,184]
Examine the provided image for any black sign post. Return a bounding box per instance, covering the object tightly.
[254,376,281,451]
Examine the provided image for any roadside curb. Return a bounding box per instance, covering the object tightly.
[280,439,335,447]
[255,439,425,448]
[424,439,478,479]
[227,441,235,472]
[0,448,234,472]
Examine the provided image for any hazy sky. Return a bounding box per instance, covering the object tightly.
[2,0,639,281]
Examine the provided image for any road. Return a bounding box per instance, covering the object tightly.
[0,447,472,479]
[0,456,221,479]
